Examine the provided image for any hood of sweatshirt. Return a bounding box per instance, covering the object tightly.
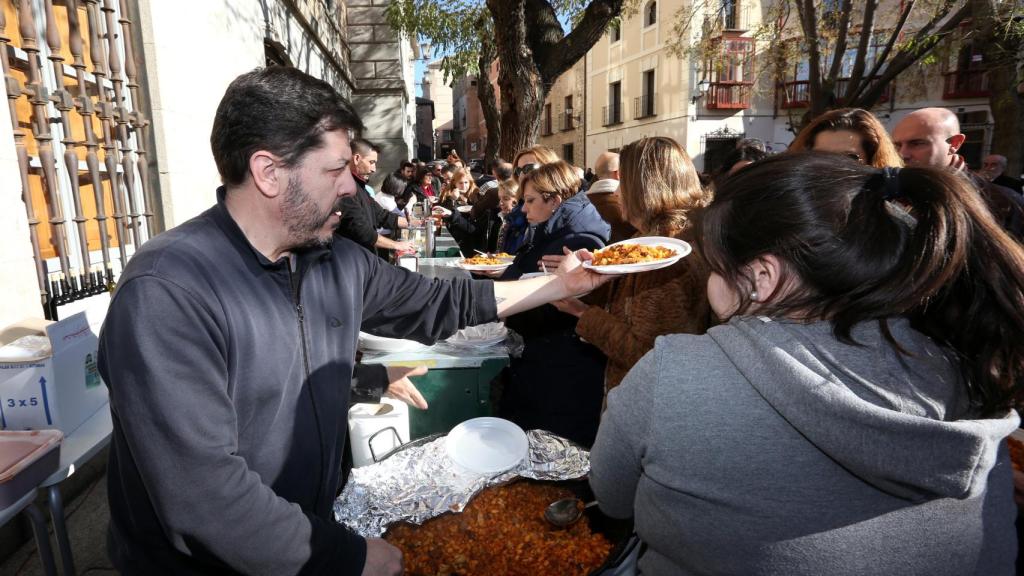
[540,192,611,243]
[707,316,1018,502]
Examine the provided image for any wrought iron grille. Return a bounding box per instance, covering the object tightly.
[1,0,156,319]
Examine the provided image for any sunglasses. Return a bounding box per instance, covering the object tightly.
[514,163,541,178]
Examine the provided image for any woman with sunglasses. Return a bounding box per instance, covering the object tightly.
[587,153,1023,575]
[788,108,903,168]
[497,145,560,254]
[498,160,610,447]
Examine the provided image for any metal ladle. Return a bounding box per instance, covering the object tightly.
[544,497,598,527]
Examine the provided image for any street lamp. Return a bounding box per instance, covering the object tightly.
[691,79,710,104]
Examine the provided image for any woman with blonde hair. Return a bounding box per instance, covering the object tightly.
[499,145,561,253]
[789,107,902,168]
[438,167,476,210]
[498,160,610,446]
[552,136,714,394]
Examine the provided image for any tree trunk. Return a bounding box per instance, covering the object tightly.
[487,0,546,159]
[974,0,1023,176]
[476,23,502,167]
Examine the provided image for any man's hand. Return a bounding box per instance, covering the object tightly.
[384,365,428,409]
[551,297,588,318]
[392,240,418,254]
[362,538,402,576]
[556,247,615,296]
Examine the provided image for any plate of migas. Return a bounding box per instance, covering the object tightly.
[582,237,691,275]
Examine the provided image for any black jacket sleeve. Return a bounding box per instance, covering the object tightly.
[369,195,400,232]
[336,193,379,250]
[351,363,387,404]
[351,244,498,341]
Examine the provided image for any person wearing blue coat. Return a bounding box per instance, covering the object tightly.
[497,160,611,447]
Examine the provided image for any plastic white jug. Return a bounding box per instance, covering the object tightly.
[347,397,410,467]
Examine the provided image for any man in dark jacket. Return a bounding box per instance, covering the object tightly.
[893,108,1024,240]
[983,154,1023,196]
[336,139,417,254]
[97,67,592,576]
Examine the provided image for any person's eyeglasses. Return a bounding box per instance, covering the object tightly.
[514,163,540,178]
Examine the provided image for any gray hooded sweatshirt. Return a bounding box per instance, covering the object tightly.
[590,316,1018,575]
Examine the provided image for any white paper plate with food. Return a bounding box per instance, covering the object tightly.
[455,254,514,272]
[431,206,452,217]
[446,417,528,475]
[456,205,473,213]
[358,331,426,353]
[446,322,507,348]
[582,237,691,275]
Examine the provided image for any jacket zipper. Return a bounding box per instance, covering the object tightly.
[288,255,325,506]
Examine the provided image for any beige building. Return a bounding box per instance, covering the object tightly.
[585,0,1002,173]
[421,59,454,158]
[539,60,586,167]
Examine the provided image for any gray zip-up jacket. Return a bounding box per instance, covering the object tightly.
[590,316,1018,575]
[99,189,496,576]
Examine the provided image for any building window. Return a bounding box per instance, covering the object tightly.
[721,0,744,30]
[645,2,657,27]
[610,22,621,43]
[563,95,574,130]
[604,81,622,126]
[543,103,553,135]
[705,35,755,109]
[636,69,656,118]
[563,143,575,165]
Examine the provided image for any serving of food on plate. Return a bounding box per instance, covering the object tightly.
[463,254,512,266]
[591,244,676,266]
[582,237,692,275]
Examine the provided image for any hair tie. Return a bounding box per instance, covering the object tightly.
[880,167,902,201]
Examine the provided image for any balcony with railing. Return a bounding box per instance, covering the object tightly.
[561,111,575,131]
[720,2,750,31]
[779,77,893,108]
[634,95,657,119]
[943,69,990,99]
[602,102,623,126]
[706,82,752,109]
[541,115,554,136]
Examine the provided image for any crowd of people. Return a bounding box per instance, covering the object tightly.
[95,64,1024,576]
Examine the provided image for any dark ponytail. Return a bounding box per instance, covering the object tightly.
[700,152,1024,415]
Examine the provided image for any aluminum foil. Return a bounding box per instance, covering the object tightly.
[334,429,590,538]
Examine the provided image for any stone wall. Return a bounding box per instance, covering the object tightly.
[347,0,416,184]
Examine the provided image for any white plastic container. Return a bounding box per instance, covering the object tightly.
[347,398,410,467]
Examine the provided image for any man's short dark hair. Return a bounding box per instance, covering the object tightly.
[493,159,513,180]
[210,67,364,186]
[351,138,380,156]
[400,160,414,170]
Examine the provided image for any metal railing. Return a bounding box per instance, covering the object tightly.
[705,82,752,109]
[1,0,157,319]
[634,95,656,118]
[943,70,990,99]
[602,102,623,126]
[561,111,575,131]
[779,77,894,108]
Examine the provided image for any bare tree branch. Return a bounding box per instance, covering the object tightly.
[846,0,916,102]
[845,0,878,96]
[857,1,970,105]
[539,0,624,82]
[826,0,855,83]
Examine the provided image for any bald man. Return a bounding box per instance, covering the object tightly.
[892,108,1023,239]
[983,154,1023,196]
[587,151,636,243]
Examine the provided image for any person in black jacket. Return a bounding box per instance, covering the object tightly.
[336,139,417,254]
[98,66,609,576]
[496,161,610,447]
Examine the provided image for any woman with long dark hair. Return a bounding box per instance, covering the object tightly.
[588,152,1024,575]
